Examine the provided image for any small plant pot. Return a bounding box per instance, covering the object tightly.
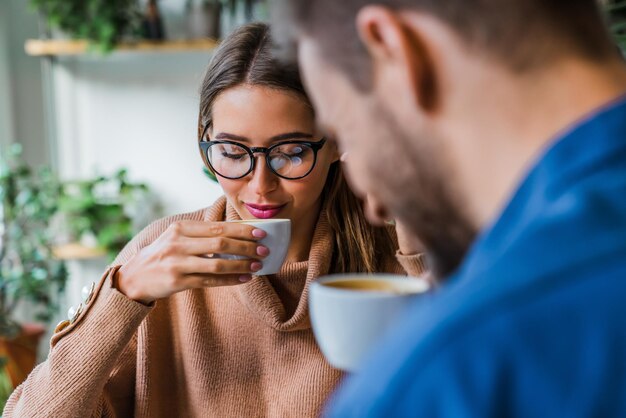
[0,323,46,388]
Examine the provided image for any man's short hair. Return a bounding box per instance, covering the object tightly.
[272,0,616,90]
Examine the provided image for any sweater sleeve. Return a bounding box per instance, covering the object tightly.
[395,251,429,277]
[2,207,210,418]
[2,267,151,418]
[382,225,430,278]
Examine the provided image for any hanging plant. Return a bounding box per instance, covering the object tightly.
[55,169,158,260]
[203,166,218,183]
[0,144,68,338]
[30,0,143,53]
[605,0,626,52]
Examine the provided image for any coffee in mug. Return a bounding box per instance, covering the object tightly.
[320,278,421,294]
[309,274,431,371]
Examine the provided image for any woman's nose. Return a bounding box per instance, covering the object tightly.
[247,155,279,195]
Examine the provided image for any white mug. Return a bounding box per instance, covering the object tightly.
[309,274,431,372]
[220,218,291,276]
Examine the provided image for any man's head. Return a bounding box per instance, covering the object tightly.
[272,0,622,278]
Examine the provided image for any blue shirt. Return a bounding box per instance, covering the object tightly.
[326,96,626,417]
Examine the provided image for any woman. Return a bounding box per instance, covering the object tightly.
[4,23,426,417]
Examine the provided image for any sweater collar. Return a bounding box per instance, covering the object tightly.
[205,196,333,331]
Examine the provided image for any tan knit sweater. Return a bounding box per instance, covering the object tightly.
[4,196,427,418]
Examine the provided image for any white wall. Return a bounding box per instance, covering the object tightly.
[0,1,16,147]
[3,0,261,215]
[1,0,228,215]
[52,52,223,216]
[48,0,226,216]
[0,0,46,164]
[1,0,48,167]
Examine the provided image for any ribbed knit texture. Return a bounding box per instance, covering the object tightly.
[3,196,427,418]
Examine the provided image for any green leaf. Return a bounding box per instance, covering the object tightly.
[203,166,218,183]
[30,0,143,54]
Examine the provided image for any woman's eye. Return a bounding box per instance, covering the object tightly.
[270,158,287,171]
[277,146,304,158]
[290,156,303,166]
[288,146,304,156]
[272,154,303,168]
[221,152,246,160]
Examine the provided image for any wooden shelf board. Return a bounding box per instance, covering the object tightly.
[52,243,107,260]
[25,38,219,57]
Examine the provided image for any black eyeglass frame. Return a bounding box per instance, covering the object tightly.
[199,129,327,180]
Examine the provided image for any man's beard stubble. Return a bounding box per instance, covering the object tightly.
[371,108,478,280]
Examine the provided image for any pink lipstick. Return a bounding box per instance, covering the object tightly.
[244,203,286,219]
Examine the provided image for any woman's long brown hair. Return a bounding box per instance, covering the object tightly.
[198,22,396,273]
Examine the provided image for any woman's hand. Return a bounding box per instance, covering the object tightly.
[394,220,425,256]
[361,193,425,256]
[115,220,269,304]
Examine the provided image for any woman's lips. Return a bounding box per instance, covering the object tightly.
[244,203,286,219]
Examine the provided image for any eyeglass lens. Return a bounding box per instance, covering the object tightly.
[207,142,316,179]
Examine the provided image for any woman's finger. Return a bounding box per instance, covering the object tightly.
[183,273,253,289]
[175,237,269,259]
[166,220,266,240]
[178,256,263,275]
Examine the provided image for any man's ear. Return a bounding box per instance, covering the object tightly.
[327,139,341,164]
[363,194,390,226]
[356,6,438,112]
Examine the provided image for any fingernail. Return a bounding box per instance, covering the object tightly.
[250,261,263,272]
[239,274,252,283]
[252,228,266,238]
[256,246,270,256]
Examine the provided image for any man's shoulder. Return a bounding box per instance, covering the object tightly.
[328,258,626,417]
[403,254,626,379]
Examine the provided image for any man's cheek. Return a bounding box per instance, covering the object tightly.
[340,138,366,166]
[344,159,371,198]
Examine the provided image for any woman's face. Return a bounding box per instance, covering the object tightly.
[209,84,337,224]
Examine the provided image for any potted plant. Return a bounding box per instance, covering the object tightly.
[54,169,159,261]
[605,0,626,53]
[0,144,68,405]
[203,166,218,183]
[0,147,159,409]
[30,0,143,52]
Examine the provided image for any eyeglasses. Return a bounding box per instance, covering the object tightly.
[199,129,327,180]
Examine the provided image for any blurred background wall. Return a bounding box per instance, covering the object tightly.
[0,0,47,167]
[2,0,224,215]
[0,2,14,149]
[51,50,222,215]
[0,0,266,374]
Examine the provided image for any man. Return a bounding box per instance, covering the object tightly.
[271,0,626,416]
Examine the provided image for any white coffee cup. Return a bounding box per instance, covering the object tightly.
[219,218,291,276]
[309,274,431,372]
